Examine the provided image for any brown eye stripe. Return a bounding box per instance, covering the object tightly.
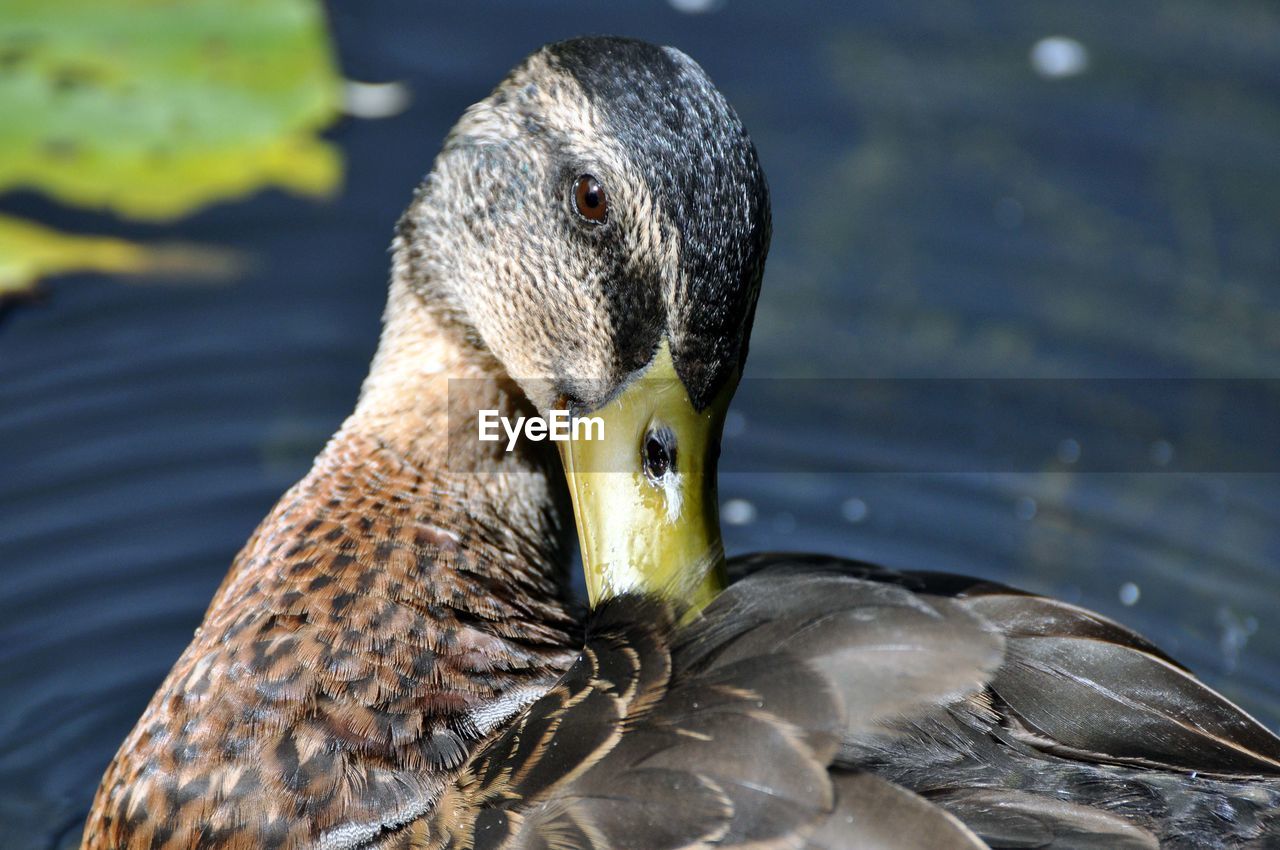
[573,174,607,222]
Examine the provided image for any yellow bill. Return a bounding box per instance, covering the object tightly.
[558,341,732,615]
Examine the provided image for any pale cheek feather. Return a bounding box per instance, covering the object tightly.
[662,472,684,525]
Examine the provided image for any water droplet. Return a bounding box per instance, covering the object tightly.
[1149,439,1174,467]
[841,497,868,523]
[668,0,724,13]
[721,498,756,526]
[723,409,747,439]
[342,80,412,119]
[1216,607,1253,672]
[1030,36,1090,79]
[1119,582,1140,606]
[1057,438,1081,464]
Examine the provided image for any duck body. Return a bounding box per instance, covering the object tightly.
[81,35,1280,850]
[389,557,1280,850]
[83,428,578,848]
[81,310,583,848]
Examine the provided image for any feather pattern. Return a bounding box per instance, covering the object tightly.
[366,557,1280,850]
[371,571,1009,849]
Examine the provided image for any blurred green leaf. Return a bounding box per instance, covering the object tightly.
[0,213,241,297]
[0,0,343,220]
[0,215,151,296]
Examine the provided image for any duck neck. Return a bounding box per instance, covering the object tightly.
[188,276,576,784]
[212,275,578,692]
[334,275,574,604]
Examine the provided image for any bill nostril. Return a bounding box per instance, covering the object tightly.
[642,426,676,482]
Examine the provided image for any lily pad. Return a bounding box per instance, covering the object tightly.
[0,0,343,220]
[0,214,240,298]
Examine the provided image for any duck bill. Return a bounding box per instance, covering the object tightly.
[558,343,731,615]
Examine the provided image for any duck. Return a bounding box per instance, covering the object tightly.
[82,36,1280,850]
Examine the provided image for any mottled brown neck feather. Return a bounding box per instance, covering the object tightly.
[83,278,578,848]
[346,273,574,605]
[213,273,578,672]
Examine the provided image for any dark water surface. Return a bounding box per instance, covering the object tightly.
[3,1,1280,845]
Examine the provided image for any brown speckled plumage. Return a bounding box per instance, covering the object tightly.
[84,419,579,848]
[382,561,1280,850]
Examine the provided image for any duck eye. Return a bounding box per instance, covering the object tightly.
[642,427,676,482]
[573,174,607,223]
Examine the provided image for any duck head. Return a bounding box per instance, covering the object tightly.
[395,36,770,611]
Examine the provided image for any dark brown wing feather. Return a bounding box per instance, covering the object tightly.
[953,585,1280,775]
[745,557,1280,848]
[680,566,1007,746]
[384,555,1279,849]
[394,573,1006,850]
[804,773,989,850]
[734,554,1280,777]
[928,789,1160,850]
